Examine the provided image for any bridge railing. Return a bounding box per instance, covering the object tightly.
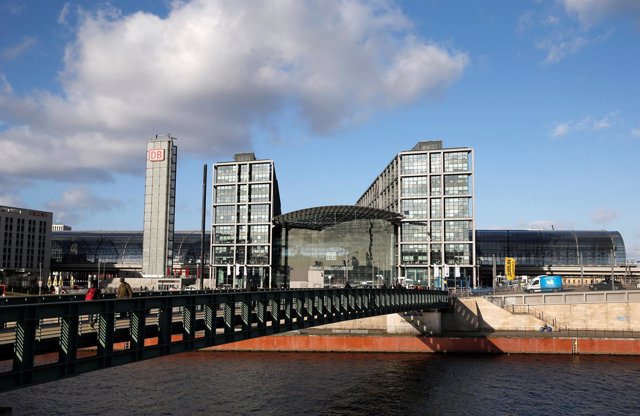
[0,288,449,393]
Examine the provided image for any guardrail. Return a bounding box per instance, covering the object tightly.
[489,289,640,306]
[0,287,449,393]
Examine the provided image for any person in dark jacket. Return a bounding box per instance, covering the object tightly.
[116,277,133,299]
[116,277,133,318]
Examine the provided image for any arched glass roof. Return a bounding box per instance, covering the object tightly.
[273,205,404,230]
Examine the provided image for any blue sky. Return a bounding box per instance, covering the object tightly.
[0,0,639,259]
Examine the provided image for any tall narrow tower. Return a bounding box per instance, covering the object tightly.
[142,135,177,278]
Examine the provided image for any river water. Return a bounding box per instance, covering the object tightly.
[1,351,639,415]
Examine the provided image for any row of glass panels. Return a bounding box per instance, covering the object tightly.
[215,163,271,183]
[401,175,471,196]
[400,151,471,174]
[401,198,472,219]
[214,183,271,203]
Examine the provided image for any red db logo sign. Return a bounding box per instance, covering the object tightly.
[148,149,165,162]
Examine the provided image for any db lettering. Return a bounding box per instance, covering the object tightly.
[148,149,165,161]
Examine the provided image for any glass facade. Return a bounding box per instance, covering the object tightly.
[211,155,280,288]
[274,215,398,288]
[49,229,628,286]
[51,231,209,281]
[357,141,476,287]
[476,230,625,267]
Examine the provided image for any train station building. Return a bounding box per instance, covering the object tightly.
[43,140,633,290]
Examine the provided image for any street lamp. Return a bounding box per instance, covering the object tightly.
[611,244,616,291]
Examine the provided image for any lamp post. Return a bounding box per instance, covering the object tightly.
[611,244,616,291]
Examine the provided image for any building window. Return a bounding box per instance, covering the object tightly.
[400,154,428,175]
[214,205,236,223]
[445,220,471,241]
[444,152,469,172]
[249,225,269,243]
[238,184,248,203]
[249,204,270,223]
[430,199,441,218]
[401,177,427,197]
[216,165,237,183]
[430,176,441,196]
[445,243,471,264]
[213,246,234,264]
[431,221,442,242]
[401,199,428,219]
[430,245,442,264]
[444,198,471,218]
[430,153,442,173]
[250,184,270,202]
[214,226,234,244]
[248,246,269,264]
[215,185,236,204]
[239,164,249,182]
[402,223,429,242]
[235,246,246,264]
[237,205,248,223]
[251,163,271,181]
[401,244,428,265]
[444,175,470,195]
[237,225,247,244]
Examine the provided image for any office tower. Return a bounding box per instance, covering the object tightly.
[142,135,177,277]
[211,153,281,288]
[357,141,476,287]
[0,205,52,283]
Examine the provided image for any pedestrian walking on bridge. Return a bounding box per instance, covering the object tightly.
[116,277,133,318]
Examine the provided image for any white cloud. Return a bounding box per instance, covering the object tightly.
[550,113,616,137]
[631,128,640,137]
[0,74,12,94]
[58,2,72,27]
[536,30,607,64]
[1,36,37,60]
[552,122,570,137]
[518,220,575,230]
[561,0,640,27]
[591,208,619,225]
[47,187,124,224]
[0,194,24,208]
[0,0,468,184]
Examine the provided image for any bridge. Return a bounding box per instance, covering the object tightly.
[0,288,449,392]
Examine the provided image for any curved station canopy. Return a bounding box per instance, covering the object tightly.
[273,205,404,231]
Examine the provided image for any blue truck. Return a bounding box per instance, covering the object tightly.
[525,275,563,293]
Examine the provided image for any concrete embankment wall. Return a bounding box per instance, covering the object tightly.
[208,334,640,355]
[206,297,640,355]
[451,297,640,331]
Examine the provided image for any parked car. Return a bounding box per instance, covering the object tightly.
[589,279,624,291]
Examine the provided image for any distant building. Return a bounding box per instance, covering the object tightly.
[142,135,178,278]
[52,224,72,231]
[210,153,281,288]
[0,205,52,285]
